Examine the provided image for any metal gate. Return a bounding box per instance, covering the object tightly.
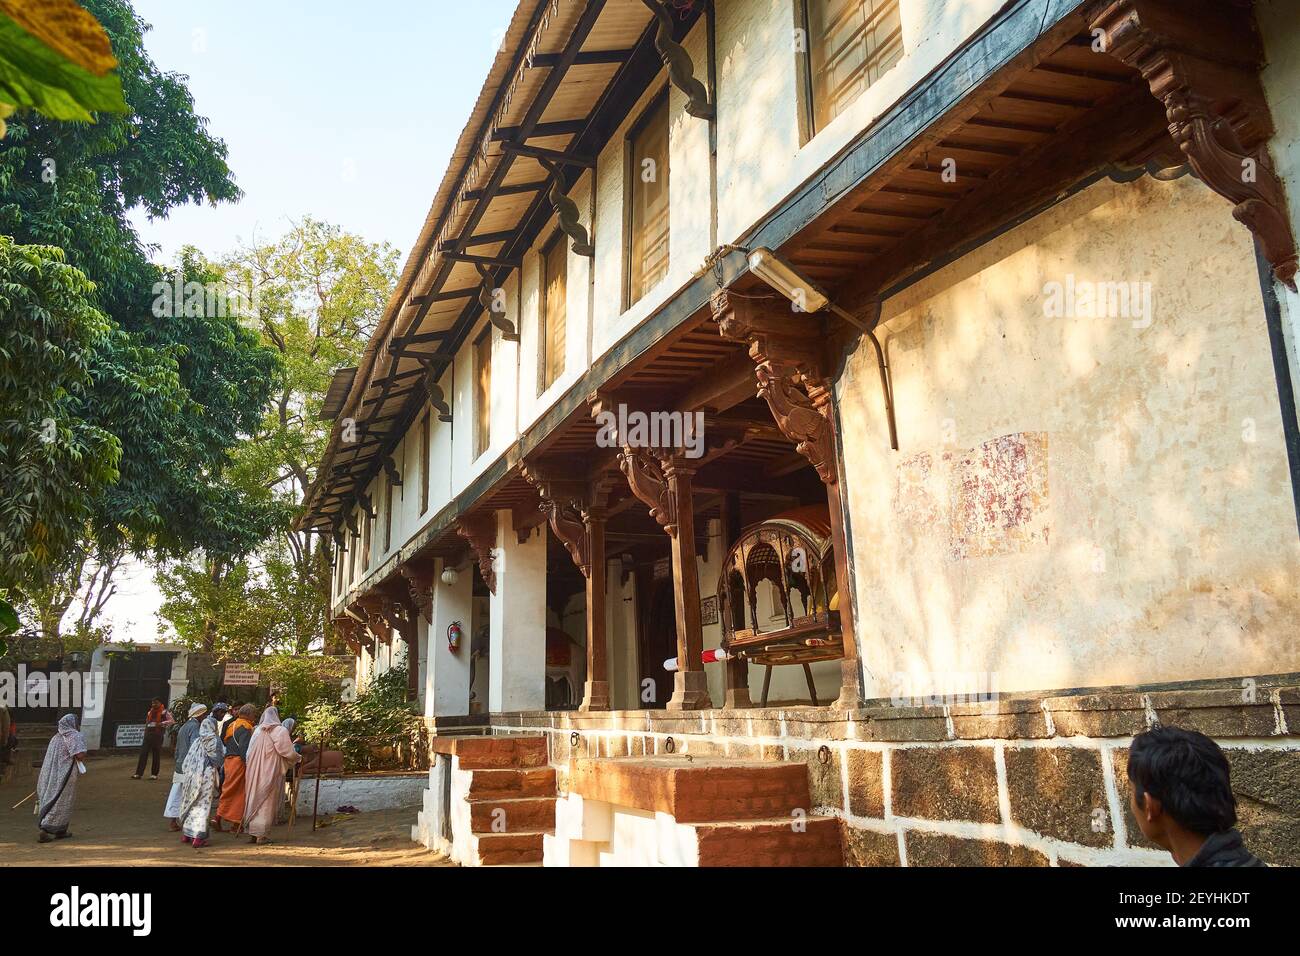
[102,651,176,747]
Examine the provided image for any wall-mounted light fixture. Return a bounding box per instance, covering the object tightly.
[746,247,898,450]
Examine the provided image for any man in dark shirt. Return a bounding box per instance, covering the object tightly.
[1126,726,1265,867]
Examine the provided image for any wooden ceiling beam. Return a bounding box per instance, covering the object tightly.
[491,118,588,141]
[530,49,635,69]
[836,84,1166,312]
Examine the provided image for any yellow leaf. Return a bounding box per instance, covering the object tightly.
[0,0,118,77]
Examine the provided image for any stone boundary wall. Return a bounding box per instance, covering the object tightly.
[487,680,1300,866]
[296,772,425,815]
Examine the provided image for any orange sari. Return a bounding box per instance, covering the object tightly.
[216,716,254,824]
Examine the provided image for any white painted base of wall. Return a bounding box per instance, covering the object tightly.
[295,773,424,815]
[543,791,701,867]
[411,755,479,866]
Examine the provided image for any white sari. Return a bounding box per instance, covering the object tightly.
[177,718,222,839]
[36,714,85,835]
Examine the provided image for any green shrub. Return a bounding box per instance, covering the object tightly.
[300,667,424,771]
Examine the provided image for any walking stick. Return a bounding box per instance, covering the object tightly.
[311,733,326,832]
[11,790,36,811]
[287,762,301,830]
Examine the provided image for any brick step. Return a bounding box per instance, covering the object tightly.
[474,830,548,866]
[571,756,813,822]
[692,817,844,867]
[468,796,557,834]
[432,735,548,770]
[468,766,557,799]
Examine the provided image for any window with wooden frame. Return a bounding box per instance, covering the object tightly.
[625,91,671,307]
[539,232,567,393]
[419,411,431,515]
[801,0,904,135]
[362,505,372,570]
[474,330,492,459]
[384,473,394,552]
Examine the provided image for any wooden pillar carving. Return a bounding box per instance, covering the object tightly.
[456,513,498,594]
[712,288,863,708]
[588,393,711,710]
[399,561,436,625]
[333,616,362,657]
[355,595,394,645]
[1090,0,1297,290]
[522,465,618,711]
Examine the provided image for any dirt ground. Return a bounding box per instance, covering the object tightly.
[0,754,450,867]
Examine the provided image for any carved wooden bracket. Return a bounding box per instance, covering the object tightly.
[475,263,520,341]
[382,456,402,487]
[344,509,361,537]
[538,157,595,257]
[333,616,362,656]
[643,0,714,120]
[523,466,617,575]
[423,365,453,423]
[399,562,436,625]
[711,288,839,485]
[1090,0,1298,289]
[619,446,678,535]
[511,501,547,544]
[356,491,376,519]
[456,513,498,594]
[355,596,394,644]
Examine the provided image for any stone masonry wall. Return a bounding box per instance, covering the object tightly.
[489,677,1300,866]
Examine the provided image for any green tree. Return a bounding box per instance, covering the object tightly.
[0,238,120,593]
[217,220,398,655]
[1,1,281,640]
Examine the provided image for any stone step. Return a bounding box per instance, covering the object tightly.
[468,766,557,799]
[692,816,844,867]
[474,830,548,866]
[468,796,557,834]
[570,756,814,822]
[432,735,548,770]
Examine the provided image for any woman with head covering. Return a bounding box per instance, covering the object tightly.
[242,705,301,845]
[165,702,208,830]
[214,703,257,833]
[176,718,223,848]
[35,714,87,843]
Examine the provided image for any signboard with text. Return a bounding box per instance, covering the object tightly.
[222,664,260,686]
[115,724,145,748]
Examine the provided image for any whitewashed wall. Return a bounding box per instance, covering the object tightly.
[838,174,1300,699]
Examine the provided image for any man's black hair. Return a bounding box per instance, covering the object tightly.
[1127,726,1237,835]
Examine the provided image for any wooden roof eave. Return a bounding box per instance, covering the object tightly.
[300,0,693,530]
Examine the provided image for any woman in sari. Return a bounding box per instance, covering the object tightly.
[35,714,87,844]
[214,704,256,832]
[242,706,300,845]
[176,718,223,848]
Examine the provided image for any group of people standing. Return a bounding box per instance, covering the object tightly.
[154,699,302,848]
[33,698,302,849]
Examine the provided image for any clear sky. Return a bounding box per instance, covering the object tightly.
[102,0,519,641]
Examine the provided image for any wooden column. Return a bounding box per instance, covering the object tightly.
[522,466,617,711]
[660,455,709,710]
[583,502,610,711]
[719,492,751,708]
[712,288,864,708]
